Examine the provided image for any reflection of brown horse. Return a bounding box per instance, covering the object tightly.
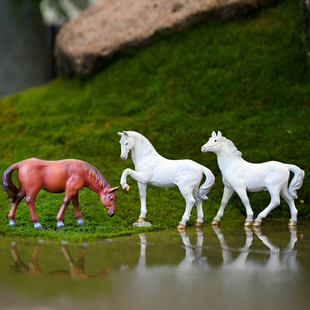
[9,240,109,279]
[2,158,118,229]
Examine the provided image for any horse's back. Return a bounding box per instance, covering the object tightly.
[239,160,290,191]
[151,158,203,187]
[18,158,84,193]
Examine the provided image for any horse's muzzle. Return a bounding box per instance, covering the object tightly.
[108,211,115,217]
[201,145,209,153]
[120,155,127,160]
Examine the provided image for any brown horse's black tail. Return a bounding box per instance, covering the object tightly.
[2,163,21,203]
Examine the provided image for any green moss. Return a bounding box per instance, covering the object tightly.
[0,0,309,239]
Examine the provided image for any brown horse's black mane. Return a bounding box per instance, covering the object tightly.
[81,162,110,190]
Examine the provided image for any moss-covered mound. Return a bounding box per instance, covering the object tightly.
[0,0,309,240]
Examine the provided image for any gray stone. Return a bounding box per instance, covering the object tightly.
[0,0,49,97]
[54,0,278,76]
[132,221,152,227]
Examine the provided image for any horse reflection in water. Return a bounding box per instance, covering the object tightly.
[213,227,298,273]
[9,240,108,279]
[210,226,300,309]
[127,226,299,284]
[131,230,210,276]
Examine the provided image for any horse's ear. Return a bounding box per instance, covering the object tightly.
[123,131,129,137]
[217,131,222,138]
[212,131,216,137]
[108,187,119,193]
[118,132,123,137]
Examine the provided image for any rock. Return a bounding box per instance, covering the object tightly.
[54,0,278,76]
[132,221,152,227]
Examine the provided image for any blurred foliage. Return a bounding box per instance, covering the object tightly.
[0,0,309,240]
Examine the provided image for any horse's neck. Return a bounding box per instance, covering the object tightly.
[216,144,239,172]
[131,141,156,167]
[88,182,103,195]
[86,177,108,195]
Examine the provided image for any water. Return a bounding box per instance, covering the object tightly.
[0,220,310,310]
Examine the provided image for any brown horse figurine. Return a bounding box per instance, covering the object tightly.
[2,158,118,229]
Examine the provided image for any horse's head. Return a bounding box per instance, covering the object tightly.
[118,131,135,160]
[201,131,223,153]
[100,187,119,217]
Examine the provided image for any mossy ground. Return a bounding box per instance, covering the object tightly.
[0,0,309,240]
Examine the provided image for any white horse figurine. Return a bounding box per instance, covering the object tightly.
[201,131,305,227]
[118,131,215,229]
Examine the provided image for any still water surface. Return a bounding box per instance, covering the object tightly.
[0,221,310,310]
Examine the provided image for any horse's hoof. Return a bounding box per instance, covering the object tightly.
[211,220,220,226]
[194,222,203,227]
[244,221,253,227]
[288,221,297,226]
[124,185,130,193]
[57,225,65,230]
[177,224,186,230]
[76,218,86,226]
[9,219,18,227]
[195,227,203,233]
[33,222,43,230]
[244,226,253,233]
[252,221,262,227]
[137,217,145,223]
[252,227,262,233]
[288,225,297,232]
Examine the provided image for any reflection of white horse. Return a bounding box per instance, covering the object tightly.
[213,226,299,272]
[201,131,305,227]
[118,131,215,228]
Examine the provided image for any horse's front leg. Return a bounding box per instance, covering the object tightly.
[234,186,254,226]
[212,186,234,225]
[72,191,85,226]
[56,191,77,229]
[120,168,131,192]
[120,168,152,193]
[137,182,148,222]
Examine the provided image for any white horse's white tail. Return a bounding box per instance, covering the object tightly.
[286,164,305,199]
[198,166,215,200]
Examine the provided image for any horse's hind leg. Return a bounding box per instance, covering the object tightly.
[280,188,298,226]
[193,189,204,227]
[25,189,43,229]
[178,186,196,229]
[254,188,281,225]
[8,186,26,226]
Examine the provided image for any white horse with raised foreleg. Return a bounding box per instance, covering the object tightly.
[118,131,215,229]
[201,131,304,227]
